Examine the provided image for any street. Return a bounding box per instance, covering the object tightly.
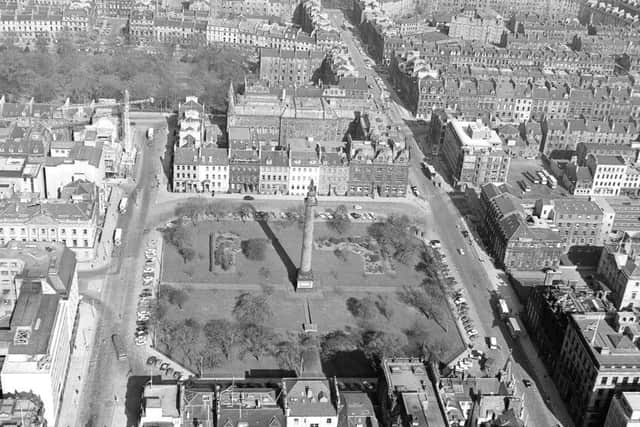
[330,9,573,426]
[76,117,167,427]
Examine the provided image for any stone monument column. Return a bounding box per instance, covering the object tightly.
[297,180,317,289]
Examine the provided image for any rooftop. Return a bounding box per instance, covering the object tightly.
[382,359,446,427]
[551,198,602,216]
[572,313,640,366]
[284,378,337,418]
[143,384,179,419]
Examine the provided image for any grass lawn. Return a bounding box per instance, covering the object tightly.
[158,219,466,377]
[161,220,425,288]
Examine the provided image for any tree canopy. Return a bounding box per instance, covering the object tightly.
[0,44,252,111]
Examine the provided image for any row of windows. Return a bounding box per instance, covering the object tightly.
[0,227,88,235]
[0,237,90,247]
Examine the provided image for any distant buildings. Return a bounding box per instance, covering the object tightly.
[165,84,409,198]
[259,48,324,87]
[441,119,511,187]
[448,9,506,45]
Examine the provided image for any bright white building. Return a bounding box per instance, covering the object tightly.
[44,140,105,198]
[288,137,320,196]
[139,384,181,426]
[0,180,99,261]
[0,241,79,426]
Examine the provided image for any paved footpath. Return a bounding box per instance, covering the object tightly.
[56,300,98,426]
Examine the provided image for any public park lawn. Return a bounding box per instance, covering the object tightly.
[160,220,424,288]
[158,218,465,377]
[162,285,464,377]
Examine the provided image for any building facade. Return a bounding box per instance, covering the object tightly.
[442,120,510,187]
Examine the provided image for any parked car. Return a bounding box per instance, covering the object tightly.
[146,356,156,365]
[470,349,484,360]
[466,329,478,336]
[143,267,154,274]
[173,371,182,379]
[243,195,255,201]
[159,363,170,371]
[350,212,361,219]
[523,379,532,388]
[458,248,465,255]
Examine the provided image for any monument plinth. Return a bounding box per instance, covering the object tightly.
[297,181,317,290]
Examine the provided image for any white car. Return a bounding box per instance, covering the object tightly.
[353,205,363,210]
[135,336,146,346]
[143,267,154,274]
[458,248,465,255]
[467,329,478,336]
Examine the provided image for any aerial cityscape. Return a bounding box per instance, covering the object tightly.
[2,0,640,426]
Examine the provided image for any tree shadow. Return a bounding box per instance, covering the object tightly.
[257,220,297,290]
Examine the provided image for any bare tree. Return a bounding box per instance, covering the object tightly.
[240,324,277,361]
[204,319,237,360]
[232,292,273,325]
[327,205,351,234]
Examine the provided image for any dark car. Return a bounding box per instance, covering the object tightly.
[462,230,469,238]
[523,379,532,388]
[243,195,255,201]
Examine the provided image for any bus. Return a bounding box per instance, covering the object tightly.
[536,171,547,185]
[507,316,523,339]
[497,298,510,319]
[422,162,437,179]
[111,334,127,360]
[114,228,122,247]
[118,197,128,214]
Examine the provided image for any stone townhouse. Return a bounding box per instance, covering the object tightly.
[480,183,563,271]
[318,148,349,196]
[259,149,289,195]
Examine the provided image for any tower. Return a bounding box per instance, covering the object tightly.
[297,181,317,290]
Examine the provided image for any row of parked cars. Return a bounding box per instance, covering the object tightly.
[453,290,478,339]
[135,241,158,346]
[146,356,182,380]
